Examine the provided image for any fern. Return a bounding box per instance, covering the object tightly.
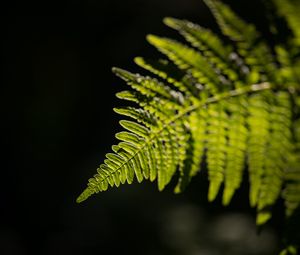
[77,0,300,252]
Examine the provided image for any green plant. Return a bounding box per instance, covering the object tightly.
[77,0,300,252]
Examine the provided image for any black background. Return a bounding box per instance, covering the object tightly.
[2,0,283,254]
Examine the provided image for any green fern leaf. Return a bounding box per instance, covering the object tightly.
[77,0,300,251]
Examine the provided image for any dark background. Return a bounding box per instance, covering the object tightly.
[2,0,282,254]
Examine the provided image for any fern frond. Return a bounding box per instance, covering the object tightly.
[77,1,300,250]
[77,81,272,203]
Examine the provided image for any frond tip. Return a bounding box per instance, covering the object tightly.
[76,188,94,203]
